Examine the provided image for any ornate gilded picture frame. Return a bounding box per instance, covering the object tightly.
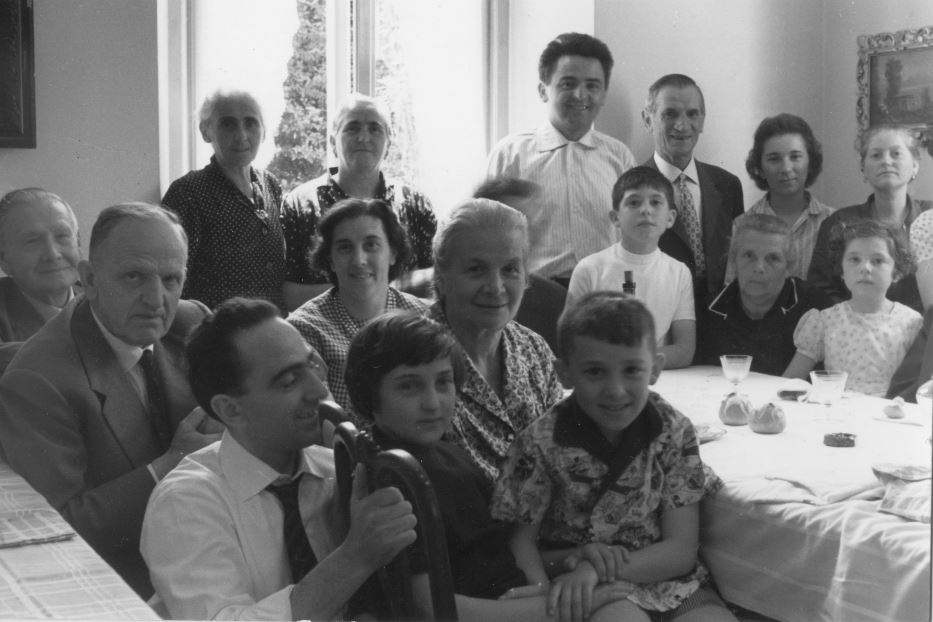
[0,0,36,148]
[857,26,933,156]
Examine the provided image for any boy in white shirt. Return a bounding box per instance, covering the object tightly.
[568,167,696,368]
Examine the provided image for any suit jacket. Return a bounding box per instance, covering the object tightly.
[643,157,745,298]
[0,296,209,597]
[0,276,46,343]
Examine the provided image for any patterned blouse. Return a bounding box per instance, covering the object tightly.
[162,157,286,312]
[429,302,564,482]
[491,393,716,612]
[793,301,922,396]
[286,287,428,421]
[281,168,437,284]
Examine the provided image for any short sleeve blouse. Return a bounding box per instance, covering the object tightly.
[793,301,923,396]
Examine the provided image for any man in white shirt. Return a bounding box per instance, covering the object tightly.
[486,32,636,284]
[641,74,744,302]
[142,298,417,620]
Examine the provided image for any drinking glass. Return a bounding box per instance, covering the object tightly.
[809,370,848,421]
[720,355,752,394]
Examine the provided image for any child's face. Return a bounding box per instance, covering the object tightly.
[610,185,675,254]
[557,336,663,445]
[842,236,895,300]
[373,356,457,446]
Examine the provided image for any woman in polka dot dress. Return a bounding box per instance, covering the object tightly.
[783,219,922,396]
[162,90,287,313]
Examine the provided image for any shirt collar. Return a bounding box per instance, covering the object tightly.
[552,395,662,465]
[653,152,698,184]
[22,286,74,322]
[219,430,331,502]
[708,278,800,319]
[536,122,597,152]
[89,307,152,373]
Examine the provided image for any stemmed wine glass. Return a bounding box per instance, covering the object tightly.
[720,355,752,395]
[809,370,848,422]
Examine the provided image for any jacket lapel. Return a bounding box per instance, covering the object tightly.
[70,300,156,465]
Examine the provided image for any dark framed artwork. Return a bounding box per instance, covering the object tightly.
[0,0,36,148]
[856,26,933,156]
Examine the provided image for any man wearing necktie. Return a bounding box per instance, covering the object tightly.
[142,298,417,620]
[0,203,219,598]
[641,74,744,307]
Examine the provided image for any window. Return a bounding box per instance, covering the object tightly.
[160,0,498,217]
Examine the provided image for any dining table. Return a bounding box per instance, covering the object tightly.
[653,366,932,622]
[0,460,158,620]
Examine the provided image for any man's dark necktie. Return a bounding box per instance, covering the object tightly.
[139,349,171,451]
[268,476,318,582]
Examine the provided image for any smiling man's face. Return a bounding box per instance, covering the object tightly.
[539,55,607,142]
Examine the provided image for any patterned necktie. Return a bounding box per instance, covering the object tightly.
[138,350,171,451]
[676,173,706,275]
[268,476,318,582]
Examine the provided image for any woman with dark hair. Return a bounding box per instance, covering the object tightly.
[287,198,427,419]
[808,125,931,309]
[737,113,833,280]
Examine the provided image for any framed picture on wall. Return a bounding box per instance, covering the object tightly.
[856,26,933,156]
[0,0,36,149]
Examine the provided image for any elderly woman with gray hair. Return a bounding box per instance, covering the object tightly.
[282,93,437,309]
[162,90,287,312]
[429,198,562,482]
[698,213,831,375]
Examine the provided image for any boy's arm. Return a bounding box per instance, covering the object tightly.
[783,352,816,379]
[658,319,696,369]
[508,523,549,584]
[612,502,699,583]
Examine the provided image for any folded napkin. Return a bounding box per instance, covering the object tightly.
[872,463,932,523]
[0,509,75,548]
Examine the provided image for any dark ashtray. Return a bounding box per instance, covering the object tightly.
[777,389,809,401]
[823,432,856,447]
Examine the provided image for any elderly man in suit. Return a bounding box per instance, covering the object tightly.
[642,74,744,302]
[0,203,221,598]
[0,188,80,348]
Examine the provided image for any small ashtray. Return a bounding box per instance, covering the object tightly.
[823,432,856,447]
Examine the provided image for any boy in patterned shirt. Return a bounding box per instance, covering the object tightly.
[492,292,736,621]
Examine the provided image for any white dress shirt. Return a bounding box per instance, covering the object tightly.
[141,432,341,620]
[487,122,637,279]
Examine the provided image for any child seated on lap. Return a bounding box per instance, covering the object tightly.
[492,292,737,622]
[345,311,632,621]
[568,167,696,368]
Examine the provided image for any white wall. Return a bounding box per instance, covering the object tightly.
[506,0,595,136]
[0,0,160,251]
[821,0,933,208]
[594,0,933,209]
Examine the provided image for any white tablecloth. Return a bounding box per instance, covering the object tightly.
[654,367,932,622]
[0,462,158,620]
